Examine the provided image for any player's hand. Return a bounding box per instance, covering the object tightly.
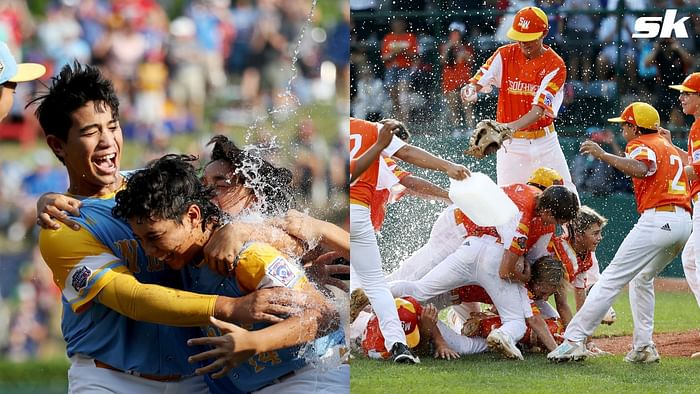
[231,287,306,324]
[303,251,349,292]
[460,84,478,104]
[580,140,605,160]
[658,126,673,144]
[268,209,319,246]
[36,193,81,230]
[376,121,397,149]
[187,317,257,379]
[435,344,460,360]
[203,222,250,276]
[446,163,470,180]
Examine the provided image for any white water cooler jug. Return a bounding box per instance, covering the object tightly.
[448,172,518,227]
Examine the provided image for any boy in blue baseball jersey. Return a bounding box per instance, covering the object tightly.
[113,154,349,394]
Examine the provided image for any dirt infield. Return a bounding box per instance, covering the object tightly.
[590,278,697,357]
[594,330,700,357]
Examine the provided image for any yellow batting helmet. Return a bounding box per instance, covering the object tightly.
[527,167,564,191]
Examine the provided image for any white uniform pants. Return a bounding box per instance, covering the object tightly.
[350,204,406,351]
[496,133,577,195]
[681,199,700,307]
[386,205,466,281]
[436,320,488,355]
[563,208,691,348]
[389,236,530,343]
[68,355,208,394]
[254,364,350,394]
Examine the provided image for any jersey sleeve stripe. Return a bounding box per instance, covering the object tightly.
[63,254,126,310]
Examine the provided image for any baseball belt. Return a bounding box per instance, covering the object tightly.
[94,359,183,382]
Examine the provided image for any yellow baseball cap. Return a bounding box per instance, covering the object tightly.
[396,297,422,348]
[507,7,549,42]
[607,102,660,130]
[669,72,700,93]
[527,167,564,190]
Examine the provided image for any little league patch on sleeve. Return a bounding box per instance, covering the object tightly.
[266,257,299,287]
[71,266,92,293]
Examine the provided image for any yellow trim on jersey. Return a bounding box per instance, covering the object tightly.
[97,272,218,327]
[39,224,126,312]
[517,223,529,233]
[546,82,560,91]
[235,242,308,293]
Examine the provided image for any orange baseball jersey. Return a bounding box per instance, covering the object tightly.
[441,42,474,93]
[349,117,407,206]
[625,133,691,213]
[549,236,592,289]
[370,157,410,231]
[361,297,422,360]
[451,285,541,316]
[454,183,552,256]
[469,43,566,130]
[686,119,700,199]
[381,33,418,69]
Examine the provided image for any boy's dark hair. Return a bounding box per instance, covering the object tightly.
[530,256,564,288]
[537,185,579,223]
[30,62,120,164]
[639,127,658,135]
[207,135,294,215]
[112,154,220,230]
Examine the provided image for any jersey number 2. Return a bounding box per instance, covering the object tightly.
[669,155,686,194]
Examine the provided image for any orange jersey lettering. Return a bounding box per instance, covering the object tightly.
[626,133,691,213]
[469,44,566,130]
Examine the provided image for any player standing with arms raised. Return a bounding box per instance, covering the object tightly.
[548,103,692,363]
[350,117,469,363]
[461,6,573,192]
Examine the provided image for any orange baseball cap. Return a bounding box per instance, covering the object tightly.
[669,72,700,93]
[507,7,549,42]
[608,102,660,130]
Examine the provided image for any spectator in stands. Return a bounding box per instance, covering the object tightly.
[440,21,474,131]
[560,0,601,83]
[353,65,389,121]
[381,17,417,121]
[571,127,630,195]
[644,38,694,123]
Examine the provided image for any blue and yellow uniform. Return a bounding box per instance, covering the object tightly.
[39,193,202,376]
[184,242,346,393]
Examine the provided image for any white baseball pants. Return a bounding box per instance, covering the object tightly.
[436,320,488,355]
[254,364,350,394]
[681,200,700,307]
[563,207,691,348]
[389,236,530,343]
[350,204,406,351]
[386,205,466,281]
[68,355,208,394]
[496,133,577,196]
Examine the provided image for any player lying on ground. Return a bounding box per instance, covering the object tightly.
[389,184,579,360]
[112,154,348,393]
[548,102,692,363]
[422,255,566,354]
[350,295,487,360]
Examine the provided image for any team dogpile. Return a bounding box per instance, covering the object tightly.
[349,6,700,364]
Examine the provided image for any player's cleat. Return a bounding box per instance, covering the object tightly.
[624,343,660,363]
[601,307,617,325]
[486,329,523,360]
[547,339,587,362]
[391,342,420,364]
[690,352,700,359]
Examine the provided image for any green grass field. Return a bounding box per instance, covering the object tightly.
[351,290,700,394]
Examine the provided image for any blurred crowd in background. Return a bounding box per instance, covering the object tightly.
[0,0,349,361]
